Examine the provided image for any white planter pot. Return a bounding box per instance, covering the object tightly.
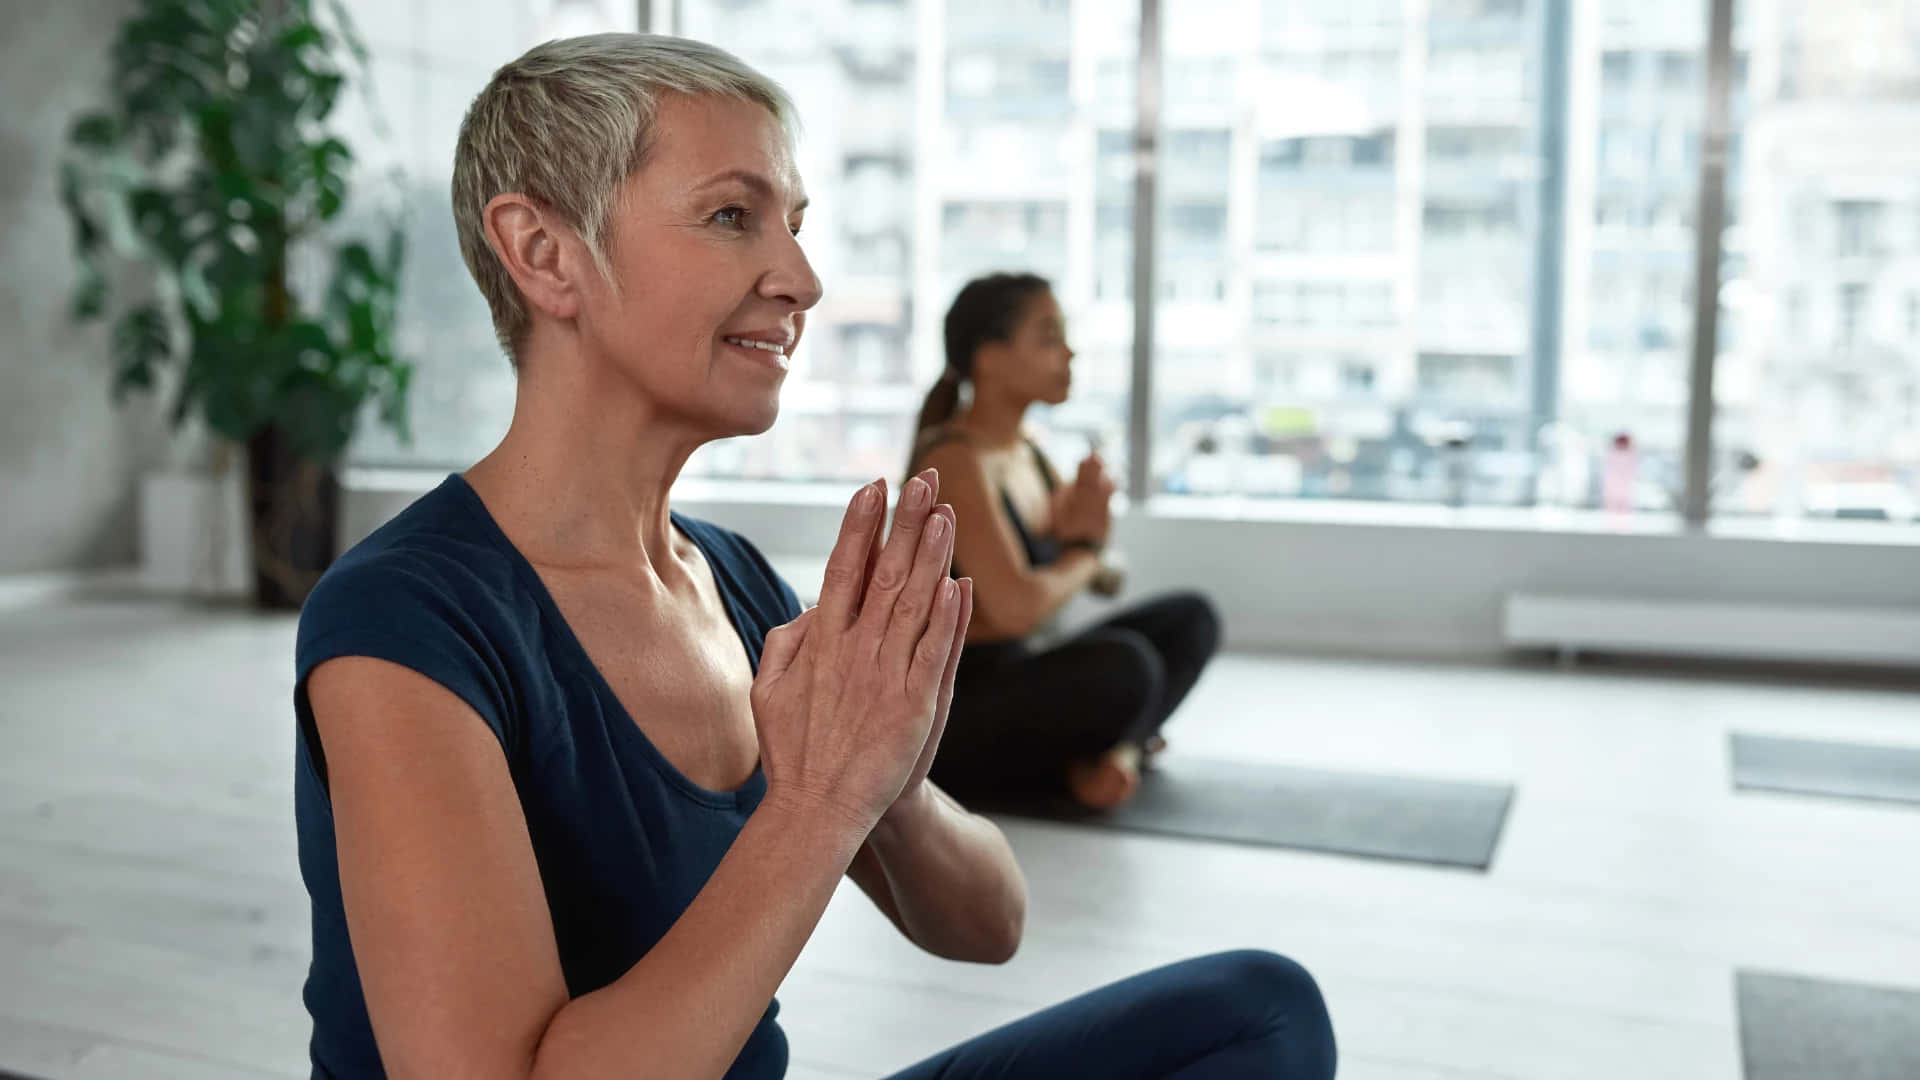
[139,463,250,599]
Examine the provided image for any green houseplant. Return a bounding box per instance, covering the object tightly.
[60,0,410,609]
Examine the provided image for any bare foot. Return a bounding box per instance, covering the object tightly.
[1067,743,1141,811]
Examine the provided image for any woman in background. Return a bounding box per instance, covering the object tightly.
[909,273,1222,811]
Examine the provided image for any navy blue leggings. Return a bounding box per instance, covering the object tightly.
[883,950,1336,1079]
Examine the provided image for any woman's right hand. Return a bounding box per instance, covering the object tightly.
[1052,453,1117,547]
[750,471,969,833]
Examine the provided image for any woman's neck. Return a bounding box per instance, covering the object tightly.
[464,350,698,572]
[957,384,1031,450]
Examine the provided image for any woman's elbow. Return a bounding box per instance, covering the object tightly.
[989,907,1025,964]
[961,902,1024,965]
[979,880,1028,964]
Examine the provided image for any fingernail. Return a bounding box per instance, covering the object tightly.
[858,482,880,512]
[941,578,959,604]
[927,512,949,539]
[907,477,931,511]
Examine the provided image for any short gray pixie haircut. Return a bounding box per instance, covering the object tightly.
[452,34,797,361]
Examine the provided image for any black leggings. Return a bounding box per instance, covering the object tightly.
[930,591,1221,800]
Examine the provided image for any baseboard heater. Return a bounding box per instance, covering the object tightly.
[1502,593,1920,668]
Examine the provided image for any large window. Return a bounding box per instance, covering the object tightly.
[1152,0,1544,504]
[1559,0,1721,514]
[1713,0,1920,523]
[346,0,1920,528]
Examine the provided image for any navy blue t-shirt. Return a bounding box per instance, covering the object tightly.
[293,474,802,1079]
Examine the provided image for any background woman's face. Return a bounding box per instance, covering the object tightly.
[580,94,822,438]
[979,290,1075,407]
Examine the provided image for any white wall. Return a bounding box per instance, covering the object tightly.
[342,474,1920,660]
[0,0,171,573]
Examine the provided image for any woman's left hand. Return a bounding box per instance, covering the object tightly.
[1069,453,1118,545]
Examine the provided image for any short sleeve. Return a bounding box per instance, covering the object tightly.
[295,551,517,781]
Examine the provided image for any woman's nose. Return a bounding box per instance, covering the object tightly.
[763,234,823,311]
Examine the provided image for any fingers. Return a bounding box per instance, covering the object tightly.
[907,576,964,700]
[915,578,970,773]
[859,468,940,632]
[1051,482,1078,522]
[859,484,888,613]
[755,607,814,685]
[930,578,972,724]
[817,479,886,628]
[884,504,956,658]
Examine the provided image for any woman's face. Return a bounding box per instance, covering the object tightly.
[978,290,1074,407]
[579,93,822,437]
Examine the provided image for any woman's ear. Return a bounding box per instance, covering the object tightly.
[482,193,586,325]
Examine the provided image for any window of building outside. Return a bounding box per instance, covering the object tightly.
[1712,0,1920,524]
[1159,0,1547,505]
[343,0,1920,529]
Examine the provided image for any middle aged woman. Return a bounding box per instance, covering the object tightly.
[291,33,1335,1080]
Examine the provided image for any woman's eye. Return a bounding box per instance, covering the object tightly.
[713,206,749,228]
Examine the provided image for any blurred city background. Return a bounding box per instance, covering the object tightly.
[334,0,1920,522]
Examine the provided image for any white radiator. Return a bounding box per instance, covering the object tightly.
[1502,593,1920,667]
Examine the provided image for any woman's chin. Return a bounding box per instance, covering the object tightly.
[727,398,782,438]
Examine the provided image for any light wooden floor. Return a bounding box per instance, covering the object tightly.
[3,597,1919,1079]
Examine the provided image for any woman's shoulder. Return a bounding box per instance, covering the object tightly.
[913,425,996,479]
[296,485,532,747]
[298,481,526,677]
[913,422,986,461]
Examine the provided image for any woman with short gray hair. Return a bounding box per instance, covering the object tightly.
[292,33,1334,1080]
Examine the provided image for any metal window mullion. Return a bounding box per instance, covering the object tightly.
[1683,0,1737,525]
[1528,0,1572,503]
[1127,0,1162,503]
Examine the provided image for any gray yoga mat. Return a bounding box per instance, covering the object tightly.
[1738,971,1920,1080]
[982,756,1513,870]
[1731,733,1920,807]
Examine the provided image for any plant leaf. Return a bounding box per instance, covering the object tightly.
[72,256,108,321]
[111,305,172,401]
[178,261,218,320]
[68,111,119,149]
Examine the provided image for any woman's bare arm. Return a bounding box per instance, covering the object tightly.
[312,658,867,1080]
[919,441,1100,639]
[845,782,1025,963]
